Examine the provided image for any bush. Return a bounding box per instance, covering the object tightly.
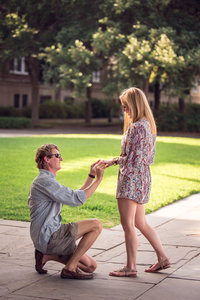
[0,106,23,117]
[0,117,32,128]
[92,98,107,118]
[155,103,200,132]
[65,101,85,118]
[92,98,121,118]
[39,101,67,118]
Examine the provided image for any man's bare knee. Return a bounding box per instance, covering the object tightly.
[87,260,97,273]
[92,218,103,234]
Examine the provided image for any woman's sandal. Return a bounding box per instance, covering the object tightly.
[145,258,170,273]
[109,266,137,277]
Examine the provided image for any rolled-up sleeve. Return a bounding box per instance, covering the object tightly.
[33,176,87,207]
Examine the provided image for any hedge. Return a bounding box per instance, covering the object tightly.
[0,117,32,128]
[155,103,200,132]
[0,102,200,132]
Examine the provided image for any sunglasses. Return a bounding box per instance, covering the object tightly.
[48,153,62,159]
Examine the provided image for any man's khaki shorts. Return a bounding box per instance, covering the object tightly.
[46,222,78,259]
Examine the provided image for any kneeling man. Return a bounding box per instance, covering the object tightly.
[28,143,105,279]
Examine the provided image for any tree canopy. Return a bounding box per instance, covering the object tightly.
[0,0,200,121]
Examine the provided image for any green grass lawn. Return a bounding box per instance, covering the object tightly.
[0,134,199,227]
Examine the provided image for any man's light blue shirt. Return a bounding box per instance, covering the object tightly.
[28,169,86,253]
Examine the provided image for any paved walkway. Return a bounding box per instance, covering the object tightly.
[0,126,200,137]
[0,193,200,300]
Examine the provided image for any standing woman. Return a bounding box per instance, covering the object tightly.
[103,87,170,277]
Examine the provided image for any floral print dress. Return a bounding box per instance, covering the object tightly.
[116,118,156,204]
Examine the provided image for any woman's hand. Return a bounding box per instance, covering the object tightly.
[101,159,115,168]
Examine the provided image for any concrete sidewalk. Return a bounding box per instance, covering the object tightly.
[0,193,200,300]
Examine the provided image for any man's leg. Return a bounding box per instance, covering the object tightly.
[38,219,102,278]
[63,218,102,272]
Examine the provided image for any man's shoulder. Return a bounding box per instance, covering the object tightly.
[32,170,57,187]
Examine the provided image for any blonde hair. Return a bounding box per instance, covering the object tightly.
[120,87,157,135]
[35,143,59,169]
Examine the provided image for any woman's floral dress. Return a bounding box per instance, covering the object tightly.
[116,118,156,204]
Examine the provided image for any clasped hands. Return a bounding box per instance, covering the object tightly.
[89,159,116,180]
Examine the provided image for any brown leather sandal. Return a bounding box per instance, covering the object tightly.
[145,258,170,273]
[61,267,93,280]
[35,249,47,274]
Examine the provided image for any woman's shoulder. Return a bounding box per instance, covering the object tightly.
[128,119,155,139]
[129,118,149,131]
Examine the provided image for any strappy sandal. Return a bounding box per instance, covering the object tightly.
[109,266,137,277]
[145,258,170,273]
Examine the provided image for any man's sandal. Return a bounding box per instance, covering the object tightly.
[145,258,170,273]
[109,266,137,277]
[35,249,47,274]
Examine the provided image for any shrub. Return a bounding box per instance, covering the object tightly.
[39,101,67,118]
[0,106,23,117]
[92,98,121,118]
[65,101,85,118]
[92,98,107,118]
[155,103,200,132]
[0,117,32,128]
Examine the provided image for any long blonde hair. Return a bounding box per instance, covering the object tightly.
[120,87,157,135]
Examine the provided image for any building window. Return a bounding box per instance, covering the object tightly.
[22,95,28,107]
[10,57,28,75]
[14,94,20,108]
[92,71,100,83]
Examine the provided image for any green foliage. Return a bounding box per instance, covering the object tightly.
[0,117,32,128]
[39,101,67,119]
[156,103,200,132]
[0,135,199,227]
[39,101,86,119]
[0,106,22,117]
[92,99,107,118]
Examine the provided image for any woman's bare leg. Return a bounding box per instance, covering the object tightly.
[135,204,170,271]
[117,198,138,271]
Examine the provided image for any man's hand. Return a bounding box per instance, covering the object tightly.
[82,161,106,199]
[89,160,100,177]
[95,161,106,181]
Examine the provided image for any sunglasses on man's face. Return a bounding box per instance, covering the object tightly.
[48,153,62,159]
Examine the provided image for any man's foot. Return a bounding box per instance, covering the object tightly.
[35,249,47,274]
[61,267,94,280]
[109,266,137,277]
[145,258,170,273]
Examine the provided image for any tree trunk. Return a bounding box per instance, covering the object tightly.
[85,87,92,123]
[142,78,149,97]
[55,87,61,102]
[26,57,40,124]
[178,97,185,113]
[154,81,161,111]
[107,99,113,123]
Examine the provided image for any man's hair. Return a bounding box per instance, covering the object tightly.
[35,143,59,169]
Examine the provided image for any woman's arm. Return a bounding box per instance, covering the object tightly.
[101,157,119,168]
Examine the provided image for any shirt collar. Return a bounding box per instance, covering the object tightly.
[39,169,55,178]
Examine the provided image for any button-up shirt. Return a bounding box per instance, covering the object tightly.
[28,169,86,253]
